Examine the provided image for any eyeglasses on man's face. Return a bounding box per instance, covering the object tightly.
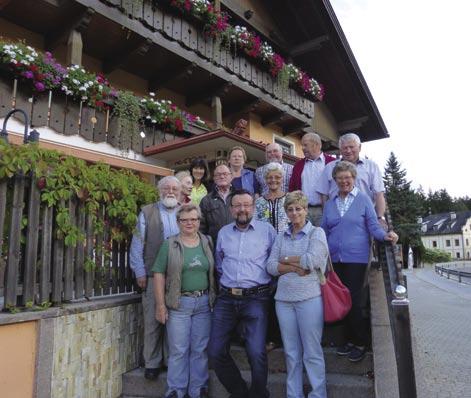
[214,172,231,178]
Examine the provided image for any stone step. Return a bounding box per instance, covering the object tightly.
[230,345,373,376]
[122,368,373,398]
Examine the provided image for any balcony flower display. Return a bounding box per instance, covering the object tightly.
[162,0,324,101]
[0,40,207,136]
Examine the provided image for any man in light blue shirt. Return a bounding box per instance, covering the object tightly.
[317,132,387,227]
[129,176,181,381]
[209,189,276,398]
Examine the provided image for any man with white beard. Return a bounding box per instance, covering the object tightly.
[130,176,182,381]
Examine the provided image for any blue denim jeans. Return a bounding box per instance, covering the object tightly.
[276,296,326,398]
[166,295,211,398]
[208,292,270,398]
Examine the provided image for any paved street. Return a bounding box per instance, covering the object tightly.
[404,266,471,398]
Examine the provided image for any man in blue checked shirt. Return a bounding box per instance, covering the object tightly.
[129,176,181,381]
[208,189,276,398]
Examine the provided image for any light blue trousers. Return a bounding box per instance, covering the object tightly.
[276,295,327,398]
[166,295,211,398]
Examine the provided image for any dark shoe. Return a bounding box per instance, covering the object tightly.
[199,387,209,398]
[165,392,178,398]
[336,343,354,356]
[144,367,159,380]
[348,346,367,362]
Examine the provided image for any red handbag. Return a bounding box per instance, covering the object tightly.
[319,257,352,323]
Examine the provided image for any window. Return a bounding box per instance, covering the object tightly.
[467,239,469,246]
[274,137,294,155]
[455,239,460,246]
[446,240,451,247]
[432,241,437,248]
[456,252,461,259]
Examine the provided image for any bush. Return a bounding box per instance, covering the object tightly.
[423,248,452,264]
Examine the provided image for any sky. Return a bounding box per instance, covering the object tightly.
[330,0,470,198]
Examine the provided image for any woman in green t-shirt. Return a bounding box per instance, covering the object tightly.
[152,204,216,398]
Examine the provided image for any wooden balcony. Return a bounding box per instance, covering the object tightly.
[0,73,209,154]
[0,0,315,134]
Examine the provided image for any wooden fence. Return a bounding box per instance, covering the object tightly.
[0,173,136,310]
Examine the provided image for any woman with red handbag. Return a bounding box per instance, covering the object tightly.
[321,161,398,362]
[267,191,329,398]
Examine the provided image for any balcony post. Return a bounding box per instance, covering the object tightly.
[67,30,83,66]
[211,95,223,128]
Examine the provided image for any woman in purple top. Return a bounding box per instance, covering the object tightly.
[321,161,398,362]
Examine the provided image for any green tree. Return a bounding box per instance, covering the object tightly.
[383,152,423,267]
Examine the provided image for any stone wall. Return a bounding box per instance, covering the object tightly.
[50,301,142,398]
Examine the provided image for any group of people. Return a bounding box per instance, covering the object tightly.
[130,132,398,398]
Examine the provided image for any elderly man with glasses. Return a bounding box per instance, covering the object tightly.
[199,163,234,244]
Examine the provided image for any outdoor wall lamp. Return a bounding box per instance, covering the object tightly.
[0,108,40,144]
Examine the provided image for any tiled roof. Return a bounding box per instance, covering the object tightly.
[421,211,471,236]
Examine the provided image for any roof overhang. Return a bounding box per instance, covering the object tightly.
[143,129,299,169]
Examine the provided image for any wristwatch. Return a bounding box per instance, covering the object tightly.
[378,216,386,221]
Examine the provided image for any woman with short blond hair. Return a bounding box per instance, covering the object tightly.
[228,145,259,194]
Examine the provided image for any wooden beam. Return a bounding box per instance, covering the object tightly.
[149,62,196,92]
[290,35,330,57]
[103,38,152,73]
[224,98,262,117]
[66,30,83,66]
[261,110,287,126]
[45,7,95,50]
[186,82,232,107]
[338,116,369,132]
[7,131,173,176]
[283,122,310,136]
[211,96,223,128]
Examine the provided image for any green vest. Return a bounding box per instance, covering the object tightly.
[165,232,217,310]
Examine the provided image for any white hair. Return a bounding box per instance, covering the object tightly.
[158,176,181,192]
[266,142,282,152]
[264,162,284,179]
[302,132,321,145]
[339,133,361,147]
[175,170,192,181]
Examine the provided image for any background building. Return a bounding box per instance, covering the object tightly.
[420,211,471,260]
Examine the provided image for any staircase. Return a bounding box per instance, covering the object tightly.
[121,339,374,398]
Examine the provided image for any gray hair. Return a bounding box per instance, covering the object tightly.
[284,190,308,211]
[339,133,361,147]
[302,132,321,145]
[175,170,192,182]
[176,203,202,220]
[157,176,181,191]
[266,142,282,153]
[264,162,284,179]
[332,160,357,179]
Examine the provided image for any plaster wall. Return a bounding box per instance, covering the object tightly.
[0,321,37,398]
[248,113,303,158]
[313,102,339,144]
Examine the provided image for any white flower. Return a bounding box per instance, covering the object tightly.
[73,79,80,85]
[146,115,151,119]
[141,99,147,103]
[79,86,87,91]
[151,119,157,124]
[140,131,146,138]
[149,92,155,97]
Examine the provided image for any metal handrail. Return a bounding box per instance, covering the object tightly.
[378,211,417,397]
[435,265,471,283]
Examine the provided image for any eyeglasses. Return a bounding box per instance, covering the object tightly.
[266,175,282,180]
[214,172,231,178]
[178,218,200,224]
